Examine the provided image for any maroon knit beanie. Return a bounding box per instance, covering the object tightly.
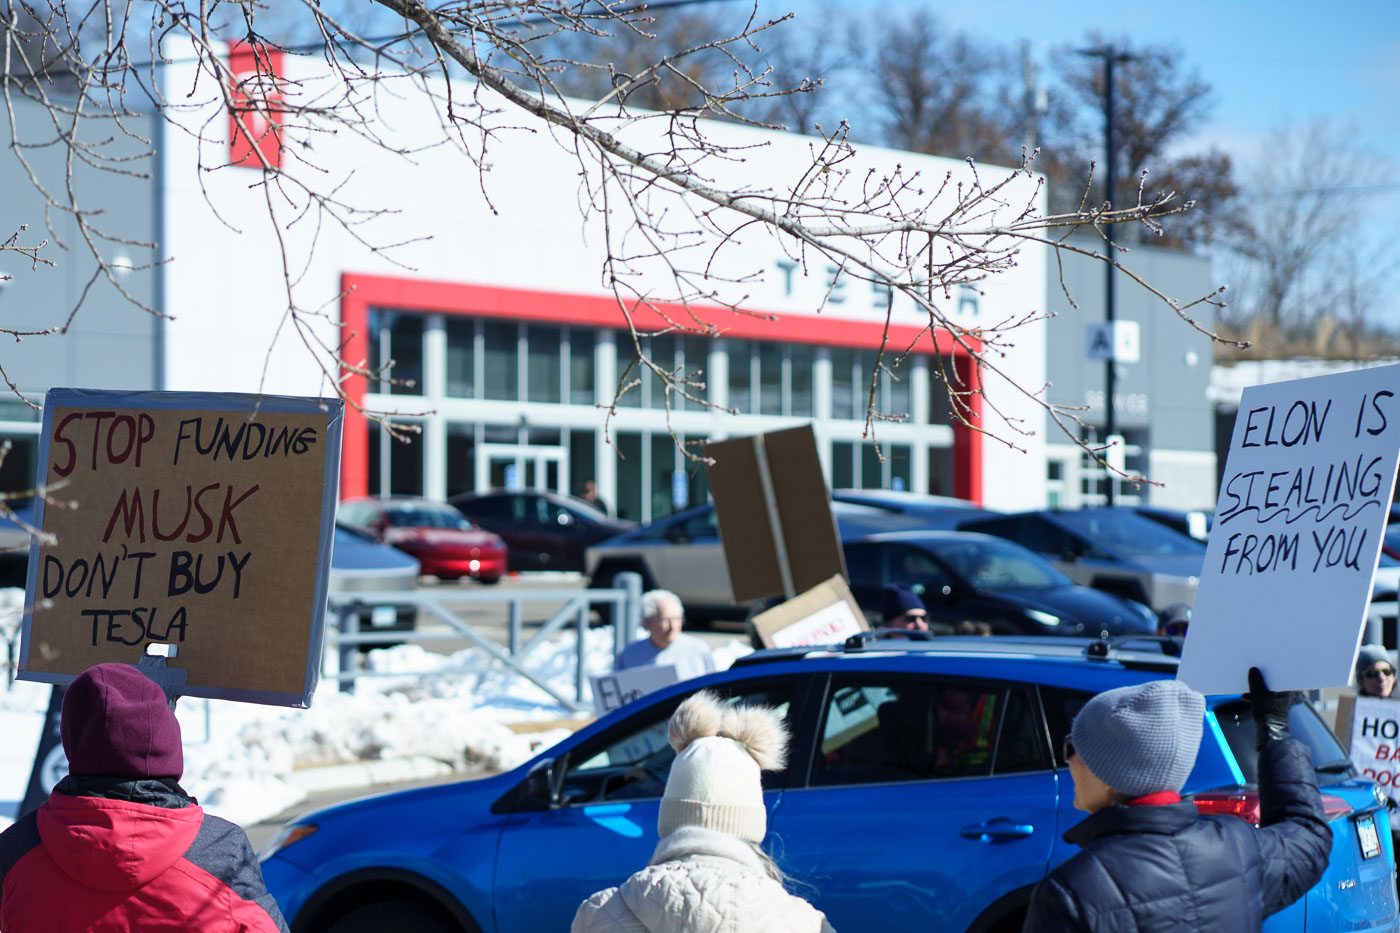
[60,663,184,779]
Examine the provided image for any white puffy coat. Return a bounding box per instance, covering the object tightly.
[571,827,836,933]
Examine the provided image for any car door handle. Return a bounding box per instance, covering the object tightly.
[960,819,1035,842]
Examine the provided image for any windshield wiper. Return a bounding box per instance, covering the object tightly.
[1314,758,1355,774]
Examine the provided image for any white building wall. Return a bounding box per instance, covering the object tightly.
[1147,449,1218,509]
[157,43,1050,510]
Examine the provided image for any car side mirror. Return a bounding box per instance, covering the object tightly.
[522,757,559,810]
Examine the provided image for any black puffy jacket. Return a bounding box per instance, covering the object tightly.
[1022,738,1331,932]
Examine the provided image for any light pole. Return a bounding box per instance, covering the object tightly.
[1079,45,1137,506]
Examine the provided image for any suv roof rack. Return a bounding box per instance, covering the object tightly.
[728,633,1183,671]
[842,628,935,650]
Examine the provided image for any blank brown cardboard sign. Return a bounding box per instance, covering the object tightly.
[17,389,342,707]
[705,424,845,603]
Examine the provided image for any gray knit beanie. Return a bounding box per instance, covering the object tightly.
[1070,679,1205,797]
[1357,644,1392,677]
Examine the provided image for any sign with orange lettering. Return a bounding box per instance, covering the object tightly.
[17,389,343,707]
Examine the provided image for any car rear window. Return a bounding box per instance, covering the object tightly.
[1211,699,1356,786]
[1054,510,1207,557]
[1042,686,1355,787]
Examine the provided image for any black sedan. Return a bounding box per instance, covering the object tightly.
[843,530,1159,636]
[450,489,634,573]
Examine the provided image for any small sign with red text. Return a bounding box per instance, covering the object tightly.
[1343,695,1400,805]
[750,575,868,649]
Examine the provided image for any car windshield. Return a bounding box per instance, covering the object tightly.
[927,537,1071,590]
[1055,510,1208,557]
[384,505,472,530]
[565,497,609,520]
[1212,698,1354,786]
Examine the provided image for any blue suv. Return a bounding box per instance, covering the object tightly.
[259,638,1399,932]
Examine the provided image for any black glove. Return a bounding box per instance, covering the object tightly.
[1246,666,1295,750]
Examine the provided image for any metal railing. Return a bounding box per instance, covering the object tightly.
[323,572,643,712]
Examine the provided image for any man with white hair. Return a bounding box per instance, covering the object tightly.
[615,589,716,680]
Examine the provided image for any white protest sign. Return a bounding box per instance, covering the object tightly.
[1344,696,1400,802]
[750,575,868,649]
[590,664,679,717]
[1178,365,1400,694]
[767,599,865,648]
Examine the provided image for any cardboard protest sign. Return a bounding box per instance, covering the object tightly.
[751,575,868,649]
[590,664,679,717]
[1178,365,1400,694]
[705,425,845,603]
[1335,694,1400,806]
[17,389,343,707]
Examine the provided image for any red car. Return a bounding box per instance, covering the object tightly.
[338,496,508,582]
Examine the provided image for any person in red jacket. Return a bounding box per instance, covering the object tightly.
[0,662,288,932]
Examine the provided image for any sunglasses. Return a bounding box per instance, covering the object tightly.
[1062,738,1076,762]
[1363,666,1396,679]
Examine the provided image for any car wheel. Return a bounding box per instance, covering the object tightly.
[479,575,501,585]
[325,899,460,933]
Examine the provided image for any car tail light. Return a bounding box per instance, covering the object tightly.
[1192,786,1353,824]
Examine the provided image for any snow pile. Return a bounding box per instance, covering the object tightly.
[0,587,25,685]
[2,614,752,830]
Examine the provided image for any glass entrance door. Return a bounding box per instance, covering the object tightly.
[481,442,566,493]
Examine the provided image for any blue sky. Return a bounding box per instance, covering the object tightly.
[935,0,1400,160]
[761,0,1400,326]
[764,0,1400,168]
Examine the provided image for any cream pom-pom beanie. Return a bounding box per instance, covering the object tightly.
[657,690,788,843]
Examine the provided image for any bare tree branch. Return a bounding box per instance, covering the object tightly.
[1,0,1230,476]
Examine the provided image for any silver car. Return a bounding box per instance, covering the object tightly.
[957,508,1204,611]
[585,501,928,620]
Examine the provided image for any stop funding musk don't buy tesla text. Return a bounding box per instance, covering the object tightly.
[41,411,320,648]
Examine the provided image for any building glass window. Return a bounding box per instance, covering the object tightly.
[617,432,643,522]
[890,444,912,491]
[682,436,710,508]
[390,426,425,496]
[758,342,783,415]
[616,331,642,408]
[369,309,424,396]
[678,337,710,411]
[832,440,855,489]
[861,443,883,489]
[446,423,476,497]
[887,361,912,420]
[369,421,425,496]
[483,321,519,401]
[727,339,753,414]
[569,429,597,502]
[445,318,476,398]
[649,335,678,410]
[650,433,676,519]
[527,324,563,403]
[928,357,956,426]
[928,446,954,497]
[569,328,596,405]
[789,344,814,416]
[831,348,855,420]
